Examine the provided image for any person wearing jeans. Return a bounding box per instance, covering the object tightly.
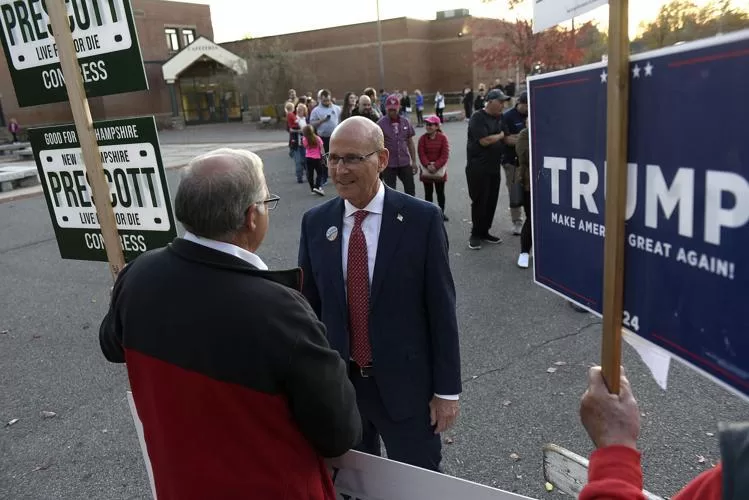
[377,94,417,196]
[515,123,531,268]
[502,92,529,235]
[418,116,450,221]
[309,89,341,186]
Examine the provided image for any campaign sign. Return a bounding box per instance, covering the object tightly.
[28,116,176,262]
[0,0,147,107]
[528,30,749,399]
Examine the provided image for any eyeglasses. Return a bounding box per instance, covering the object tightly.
[324,150,381,168]
[251,193,280,212]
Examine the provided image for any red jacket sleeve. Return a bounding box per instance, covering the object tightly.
[418,135,429,167]
[434,134,450,169]
[579,446,646,500]
[673,463,722,500]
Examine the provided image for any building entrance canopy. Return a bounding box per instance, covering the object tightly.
[162,36,247,84]
[162,37,247,125]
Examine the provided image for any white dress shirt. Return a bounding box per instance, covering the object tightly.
[341,182,458,401]
[183,232,268,270]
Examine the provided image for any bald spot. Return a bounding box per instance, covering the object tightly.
[190,154,241,177]
[331,116,383,151]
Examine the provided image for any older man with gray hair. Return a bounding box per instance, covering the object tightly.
[100,148,361,500]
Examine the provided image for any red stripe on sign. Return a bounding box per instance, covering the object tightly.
[668,48,749,68]
[651,333,749,388]
[533,78,590,90]
[537,275,598,305]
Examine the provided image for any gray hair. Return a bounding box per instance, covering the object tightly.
[174,148,267,241]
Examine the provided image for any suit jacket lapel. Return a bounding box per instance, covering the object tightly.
[370,188,406,308]
[325,198,347,317]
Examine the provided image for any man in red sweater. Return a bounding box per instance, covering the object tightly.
[579,366,724,499]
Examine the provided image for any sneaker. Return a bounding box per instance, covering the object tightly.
[481,234,503,244]
[313,187,325,196]
[468,237,482,250]
[513,222,523,235]
[517,252,530,268]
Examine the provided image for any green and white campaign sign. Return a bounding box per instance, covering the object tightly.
[28,116,176,262]
[0,0,147,107]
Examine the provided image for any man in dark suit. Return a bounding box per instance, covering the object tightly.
[100,148,361,500]
[299,117,462,472]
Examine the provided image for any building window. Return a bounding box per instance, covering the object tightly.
[165,28,179,52]
[182,28,195,46]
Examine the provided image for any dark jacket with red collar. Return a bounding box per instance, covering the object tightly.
[100,238,361,500]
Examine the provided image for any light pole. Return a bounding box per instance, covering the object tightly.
[376,0,385,91]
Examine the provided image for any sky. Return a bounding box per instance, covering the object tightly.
[169,0,740,42]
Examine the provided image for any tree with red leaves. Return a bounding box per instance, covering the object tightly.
[472,17,584,76]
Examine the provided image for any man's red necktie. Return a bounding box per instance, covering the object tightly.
[348,210,372,366]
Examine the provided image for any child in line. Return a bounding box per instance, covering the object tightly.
[302,125,325,196]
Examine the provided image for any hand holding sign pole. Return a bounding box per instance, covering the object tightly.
[44,0,125,278]
[600,0,630,394]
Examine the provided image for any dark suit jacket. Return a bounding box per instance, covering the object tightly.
[299,187,462,421]
[99,238,360,500]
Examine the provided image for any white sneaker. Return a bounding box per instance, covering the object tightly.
[513,222,523,235]
[313,187,325,196]
[517,253,530,269]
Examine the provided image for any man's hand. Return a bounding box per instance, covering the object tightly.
[430,396,459,434]
[505,134,519,145]
[580,366,640,450]
[411,164,418,175]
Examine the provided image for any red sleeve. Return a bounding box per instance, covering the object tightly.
[287,113,297,129]
[579,447,646,500]
[418,136,428,166]
[434,134,450,169]
[673,463,722,500]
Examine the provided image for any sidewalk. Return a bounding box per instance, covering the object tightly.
[0,124,287,203]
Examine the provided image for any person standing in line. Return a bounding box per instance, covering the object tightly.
[465,89,512,250]
[492,78,504,92]
[379,89,388,116]
[505,79,516,98]
[502,91,529,235]
[515,118,531,268]
[298,117,462,472]
[377,94,417,196]
[309,89,341,186]
[352,95,379,122]
[362,87,382,119]
[418,116,450,221]
[400,90,412,120]
[100,148,361,500]
[303,125,326,197]
[474,84,486,113]
[289,103,309,184]
[341,92,358,122]
[462,87,474,121]
[8,118,20,143]
[414,90,425,127]
[434,90,446,123]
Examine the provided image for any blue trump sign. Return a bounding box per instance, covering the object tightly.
[528,31,749,400]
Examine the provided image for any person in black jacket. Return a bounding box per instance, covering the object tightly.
[99,148,361,500]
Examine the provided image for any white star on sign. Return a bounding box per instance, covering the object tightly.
[632,64,641,78]
[644,62,654,76]
[600,70,608,83]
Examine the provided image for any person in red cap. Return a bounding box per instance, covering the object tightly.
[418,115,450,221]
[377,94,417,196]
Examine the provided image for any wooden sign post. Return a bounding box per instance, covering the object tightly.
[600,0,630,394]
[45,0,126,279]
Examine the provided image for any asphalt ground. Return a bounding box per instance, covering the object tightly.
[1,121,746,499]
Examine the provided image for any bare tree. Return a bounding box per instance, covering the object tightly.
[232,37,317,110]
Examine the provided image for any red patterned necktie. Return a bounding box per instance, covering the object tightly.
[348,210,372,366]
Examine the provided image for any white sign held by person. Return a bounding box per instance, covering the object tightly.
[533,0,609,33]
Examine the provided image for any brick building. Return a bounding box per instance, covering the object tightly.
[0,1,511,128]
